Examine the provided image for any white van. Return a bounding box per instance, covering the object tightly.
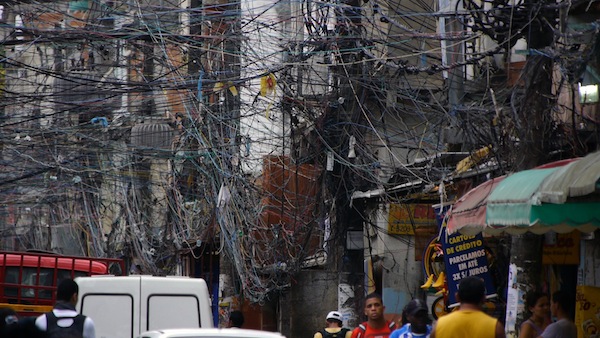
[138,328,287,338]
[75,275,214,338]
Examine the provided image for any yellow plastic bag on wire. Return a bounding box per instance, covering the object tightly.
[260,73,277,118]
[260,73,276,97]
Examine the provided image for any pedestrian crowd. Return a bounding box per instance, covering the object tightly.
[315,277,576,338]
[0,276,577,338]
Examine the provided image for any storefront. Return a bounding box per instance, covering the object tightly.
[446,150,600,337]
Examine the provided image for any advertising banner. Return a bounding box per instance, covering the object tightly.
[542,231,580,265]
[575,285,600,337]
[504,263,524,337]
[388,203,437,235]
[440,226,497,307]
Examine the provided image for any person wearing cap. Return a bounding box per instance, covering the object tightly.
[390,299,432,338]
[430,276,505,338]
[314,311,352,338]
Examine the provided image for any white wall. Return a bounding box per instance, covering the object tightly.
[364,203,426,320]
[239,0,290,175]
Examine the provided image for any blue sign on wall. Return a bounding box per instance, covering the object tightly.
[439,226,497,307]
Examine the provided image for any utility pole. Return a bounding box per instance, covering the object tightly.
[0,14,8,250]
[213,0,241,326]
[504,1,557,336]
[333,0,367,326]
[439,0,465,150]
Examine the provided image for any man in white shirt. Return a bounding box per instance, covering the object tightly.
[35,278,95,338]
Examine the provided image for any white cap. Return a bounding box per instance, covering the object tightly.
[326,311,343,322]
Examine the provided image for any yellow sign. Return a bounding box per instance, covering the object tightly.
[542,232,580,265]
[575,285,600,337]
[388,204,436,235]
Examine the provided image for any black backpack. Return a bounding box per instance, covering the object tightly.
[321,328,351,338]
[45,312,86,338]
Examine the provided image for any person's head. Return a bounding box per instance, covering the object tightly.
[56,279,79,305]
[402,299,429,334]
[0,307,18,332]
[229,310,244,328]
[551,290,573,319]
[525,291,550,320]
[364,292,385,321]
[326,311,343,327]
[456,277,486,305]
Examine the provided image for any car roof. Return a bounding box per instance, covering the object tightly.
[139,328,287,338]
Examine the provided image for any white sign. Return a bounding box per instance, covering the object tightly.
[505,263,519,337]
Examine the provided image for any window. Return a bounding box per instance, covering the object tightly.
[21,268,54,299]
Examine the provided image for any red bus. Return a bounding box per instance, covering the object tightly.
[0,251,126,316]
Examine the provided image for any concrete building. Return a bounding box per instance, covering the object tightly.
[1,1,600,338]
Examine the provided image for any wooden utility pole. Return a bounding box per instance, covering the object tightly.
[333,0,369,326]
[505,1,557,336]
[213,0,241,326]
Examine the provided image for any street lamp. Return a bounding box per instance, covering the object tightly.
[578,67,600,104]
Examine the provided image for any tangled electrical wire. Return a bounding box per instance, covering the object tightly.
[0,0,597,304]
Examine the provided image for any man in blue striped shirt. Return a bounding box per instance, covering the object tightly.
[390,299,432,338]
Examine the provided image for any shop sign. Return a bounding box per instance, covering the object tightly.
[388,203,436,235]
[542,231,580,265]
[440,226,497,307]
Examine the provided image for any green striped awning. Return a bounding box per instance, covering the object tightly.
[484,167,600,235]
[448,151,600,235]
